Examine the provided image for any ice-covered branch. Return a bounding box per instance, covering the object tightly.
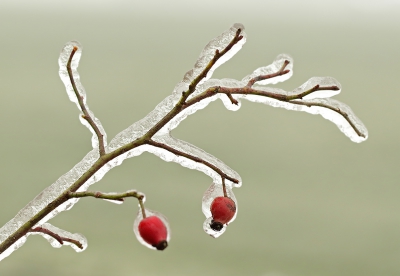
[60,41,107,155]
[181,26,244,101]
[0,23,368,260]
[182,59,367,143]
[245,59,291,88]
[29,226,84,250]
[68,190,145,204]
[66,46,106,155]
[147,139,239,185]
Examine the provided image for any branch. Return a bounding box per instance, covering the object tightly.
[29,227,83,250]
[226,92,239,105]
[182,83,364,139]
[0,24,244,258]
[144,27,244,140]
[67,46,106,156]
[68,190,145,202]
[147,139,239,184]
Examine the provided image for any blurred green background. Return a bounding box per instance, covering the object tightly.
[0,1,399,275]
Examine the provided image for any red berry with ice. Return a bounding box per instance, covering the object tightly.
[202,182,238,237]
[210,196,236,231]
[134,208,170,250]
[138,216,168,250]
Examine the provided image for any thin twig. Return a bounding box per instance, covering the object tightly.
[139,198,146,219]
[68,190,148,218]
[246,60,290,88]
[181,28,244,102]
[67,47,106,156]
[146,139,239,184]
[68,190,144,202]
[29,227,83,250]
[289,100,366,138]
[226,93,239,105]
[287,85,340,100]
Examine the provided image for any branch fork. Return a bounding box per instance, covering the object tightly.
[29,227,83,250]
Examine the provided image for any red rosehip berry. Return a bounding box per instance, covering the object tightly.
[210,196,236,231]
[138,216,168,250]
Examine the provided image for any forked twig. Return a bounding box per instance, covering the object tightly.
[29,227,83,250]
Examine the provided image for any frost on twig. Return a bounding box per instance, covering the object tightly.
[0,23,368,260]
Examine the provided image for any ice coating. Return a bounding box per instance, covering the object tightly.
[58,41,108,149]
[0,236,27,262]
[202,183,237,238]
[133,208,170,250]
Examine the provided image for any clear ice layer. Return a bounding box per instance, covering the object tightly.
[133,208,170,250]
[0,22,368,260]
[202,183,237,238]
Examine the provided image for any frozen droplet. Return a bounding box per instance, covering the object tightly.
[203,217,227,238]
[133,208,170,250]
[102,199,124,205]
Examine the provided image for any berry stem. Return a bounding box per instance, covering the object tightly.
[222,177,227,198]
[139,198,146,218]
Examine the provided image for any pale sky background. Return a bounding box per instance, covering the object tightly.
[1,0,399,12]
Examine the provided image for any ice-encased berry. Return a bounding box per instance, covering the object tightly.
[138,216,168,250]
[210,196,236,231]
